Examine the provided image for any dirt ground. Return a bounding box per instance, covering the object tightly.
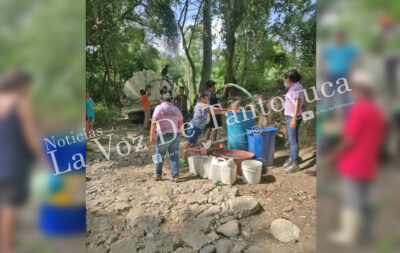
[86,115,316,253]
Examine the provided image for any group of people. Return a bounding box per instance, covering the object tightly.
[146,70,306,182]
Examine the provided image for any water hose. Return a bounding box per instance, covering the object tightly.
[217,83,262,114]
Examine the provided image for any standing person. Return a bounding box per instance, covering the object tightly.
[327,70,386,245]
[321,31,360,113]
[180,94,229,167]
[175,86,188,122]
[150,94,183,182]
[204,80,229,144]
[86,90,95,133]
[282,69,304,173]
[0,70,44,253]
[140,85,151,130]
[160,85,172,101]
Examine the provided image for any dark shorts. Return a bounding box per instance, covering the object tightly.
[205,115,222,129]
[186,127,202,144]
[0,179,29,207]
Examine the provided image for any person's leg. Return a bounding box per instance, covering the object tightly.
[155,135,168,177]
[168,133,181,179]
[181,141,193,160]
[89,116,94,132]
[204,127,211,141]
[295,117,302,162]
[359,181,374,242]
[0,205,17,253]
[286,116,298,164]
[144,108,150,129]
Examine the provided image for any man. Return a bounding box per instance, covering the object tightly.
[140,85,151,130]
[204,80,229,143]
[175,86,188,122]
[327,70,386,245]
[150,94,183,182]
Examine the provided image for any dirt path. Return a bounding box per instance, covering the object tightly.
[86,122,316,253]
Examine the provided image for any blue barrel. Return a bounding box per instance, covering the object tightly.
[226,110,257,150]
[247,126,276,166]
[39,204,86,236]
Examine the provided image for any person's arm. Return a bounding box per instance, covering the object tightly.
[150,118,157,142]
[221,84,230,98]
[212,107,230,115]
[18,98,46,164]
[325,138,354,164]
[290,99,301,128]
[178,120,183,132]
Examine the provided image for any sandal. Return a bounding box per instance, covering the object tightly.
[153,174,162,181]
[172,177,179,183]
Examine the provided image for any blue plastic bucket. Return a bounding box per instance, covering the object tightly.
[246,126,276,166]
[226,110,257,150]
[39,204,86,236]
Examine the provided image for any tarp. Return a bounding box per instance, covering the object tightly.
[123,70,172,102]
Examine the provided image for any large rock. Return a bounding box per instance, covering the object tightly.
[136,215,164,235]
[217,220,240,238]
[142,235,179,253]
[270,218,300,242]
[200,244,216,253]
[233,238,248,253]
[182,230,210,250]
[215,239,234,253]
[110,237,138,253]
[227,196,260,219]
[208,187,238,204]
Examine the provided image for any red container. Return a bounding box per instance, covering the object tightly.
[189,143,224,156]
[212,149,255,175]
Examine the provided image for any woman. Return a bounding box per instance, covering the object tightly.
[180,93,229,167]
[282,69,304,173]
[86,90,95,133]
[0,70,44,253]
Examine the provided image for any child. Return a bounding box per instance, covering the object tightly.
[140,86,151,130]
[179,93,229,166]
[86,90,95,132]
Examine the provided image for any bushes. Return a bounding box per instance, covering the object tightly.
[93,104,122,127]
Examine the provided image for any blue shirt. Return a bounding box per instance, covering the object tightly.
[86,98,94,117]
[323,44,359,77]
[190,103,209,130]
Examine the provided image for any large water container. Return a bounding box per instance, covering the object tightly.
[226,110,257,150]
[247,126,276,166]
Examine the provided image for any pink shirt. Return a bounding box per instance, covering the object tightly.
[284,82,304,117]
[338,98,386,181]
[152,102,183,134]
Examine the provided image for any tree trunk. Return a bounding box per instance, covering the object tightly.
[199,0,212,92]
[225,36,236,83]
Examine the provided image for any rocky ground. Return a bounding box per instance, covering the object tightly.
[86,119,316,253]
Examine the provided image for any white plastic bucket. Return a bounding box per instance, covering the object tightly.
[241,160,262,184]
[209,157,226,181]
[188,155,202,176]
[201,155,213,178]
[221,158,237,185]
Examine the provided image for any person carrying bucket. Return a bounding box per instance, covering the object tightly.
[282,69,304,173]
[204,80,230,144]
[180,93,229,167]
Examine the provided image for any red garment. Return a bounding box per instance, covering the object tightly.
[140,94,151,109]
[338,98,386,181]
